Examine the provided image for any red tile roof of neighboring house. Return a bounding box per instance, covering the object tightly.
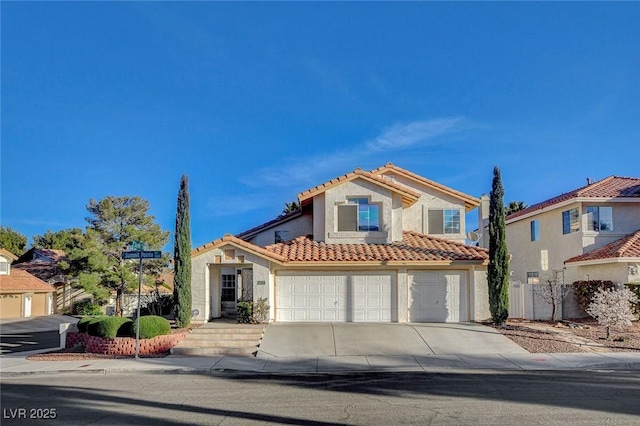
[0,269,55,293]
[565,230,640,264]
[297,168,421,207]
[507,176,640,221]
[263,231,488,264]
[370,163,481,211]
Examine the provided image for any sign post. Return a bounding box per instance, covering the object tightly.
[122,246,162,359]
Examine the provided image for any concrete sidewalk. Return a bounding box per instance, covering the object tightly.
[2,349,639,377]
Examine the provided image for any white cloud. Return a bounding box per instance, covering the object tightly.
[366,118,464,152]
[237,117,469,209]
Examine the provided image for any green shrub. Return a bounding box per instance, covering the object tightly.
[90,317,133,339]
[236,298,270,324]
[77,315,108,333]
[131,315,171,339]
[625,283,640,317]
[237,301,253,324]
[573,280,615,313]
[73,300,103,315]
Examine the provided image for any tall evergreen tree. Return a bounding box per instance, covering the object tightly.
[0,226,27,256]
[488,166,509,324]
[173,175,192,328]
[69,196,169,315]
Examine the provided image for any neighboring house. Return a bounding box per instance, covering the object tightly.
[191,163,490,323]
[501,175,640,320]
[12,248,90,313]
[0,248,55,318]
[106,270,174,317]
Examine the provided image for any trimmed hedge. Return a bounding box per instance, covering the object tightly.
[90,317,133,339]
[73,300,103,315]
[77,316,108,333]
[131,315,171,339]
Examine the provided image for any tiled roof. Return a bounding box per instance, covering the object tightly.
[297,168,421,207]
[0,269,55,293]
[236,210,303,240]
[0,248,19,261]
[263,231,488,263]
[371,163,481,211]
[565,230,640,264]
[507,176,640,221]
[15,248,68,265]
[191,234,288,262]
[12,262,65,283]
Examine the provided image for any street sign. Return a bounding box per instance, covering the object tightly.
[131,240,145,251]
[122,250,162,260]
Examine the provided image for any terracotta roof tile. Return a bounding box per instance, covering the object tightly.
[0,269,55,293]
[263,231,488,263]
[565,230,640,264]
[508,176,640,221]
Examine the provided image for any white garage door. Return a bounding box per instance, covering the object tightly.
[276,271,393,322]
[409,270,468,322]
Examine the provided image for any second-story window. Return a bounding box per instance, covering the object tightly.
[337,198,380,232]
[428,209,461,234]
[562,208,579,234]
[586,206,613,231]
[530,219,540,241]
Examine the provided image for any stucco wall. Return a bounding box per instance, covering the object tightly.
[383,173,468,243]
[473,270,491,321]
[324,179,394,244]
[191,243,273,322]
[247,214,313,247]
[506,202,584,287]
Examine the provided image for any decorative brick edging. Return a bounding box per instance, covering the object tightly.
[66,331,188,356]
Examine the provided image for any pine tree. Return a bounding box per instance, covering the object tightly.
[488,166,509,324]
[173,175,192,328]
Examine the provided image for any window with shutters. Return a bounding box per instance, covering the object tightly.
[337,198,380,232]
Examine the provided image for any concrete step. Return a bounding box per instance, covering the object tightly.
[170,346,257,356]
[187,332,264,340]
[174,339,260,348]
[190,328,264,336]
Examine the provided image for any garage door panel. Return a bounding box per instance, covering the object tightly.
[276,271,393,322]
[409,271,468,322]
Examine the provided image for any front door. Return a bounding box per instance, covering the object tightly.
[221,274,237,315]
[23,295,32,317]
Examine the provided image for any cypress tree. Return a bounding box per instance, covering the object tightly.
[173,175,192,328]
[488,166,509,324]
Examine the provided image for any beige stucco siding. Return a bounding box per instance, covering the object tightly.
[506,202,584,286]
[382,173,467,243]
[313,193,326,242]
[324,179,394,244]
[192,244,273,322]
[247,214,313,247]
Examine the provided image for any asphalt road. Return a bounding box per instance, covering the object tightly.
[2,369,640,425]
[0,331,59,354]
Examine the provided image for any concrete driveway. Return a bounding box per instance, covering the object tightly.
[0,315,79,355]
[257,322,527,358]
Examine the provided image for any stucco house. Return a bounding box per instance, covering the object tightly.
[0,248,55,318]
[503,175,640,320]
[191,163,491,324]
[12,248,89,313]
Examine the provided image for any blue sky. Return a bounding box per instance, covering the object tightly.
[2,2,639,251]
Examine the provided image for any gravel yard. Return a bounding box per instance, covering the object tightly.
[489,319,640,353]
